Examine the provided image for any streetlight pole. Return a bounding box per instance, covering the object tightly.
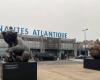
[40,35,44,53]
[82,28,88,57]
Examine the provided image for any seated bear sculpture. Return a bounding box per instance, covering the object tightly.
[1,27,31,62]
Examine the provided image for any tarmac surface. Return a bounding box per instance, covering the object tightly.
[37,60,100,80]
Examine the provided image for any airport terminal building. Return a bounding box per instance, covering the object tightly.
[0,25,78,58]
[0,34,76,58]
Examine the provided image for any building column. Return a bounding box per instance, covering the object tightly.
[73,43,78,58]
[40,36,45,53]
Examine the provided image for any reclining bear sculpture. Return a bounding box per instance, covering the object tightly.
[1,27,31,62]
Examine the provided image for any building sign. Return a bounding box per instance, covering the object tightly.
[0,25,67,39]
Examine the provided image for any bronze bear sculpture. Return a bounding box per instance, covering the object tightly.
[89,44,100,59]
[89,40,100,59]
[1,27,31,62]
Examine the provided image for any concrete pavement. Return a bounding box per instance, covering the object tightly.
[38,60,100,80]
[0,60,100,80]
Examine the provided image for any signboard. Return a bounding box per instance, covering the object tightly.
[0,25,67,39]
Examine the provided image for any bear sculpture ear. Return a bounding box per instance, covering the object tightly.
[1,31,8,44]
[1,31,6,37]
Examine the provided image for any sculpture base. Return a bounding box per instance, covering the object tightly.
[84,58,100,70]
[1,62,37,80]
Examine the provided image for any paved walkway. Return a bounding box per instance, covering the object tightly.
[69,59,83,62]
[38,63,100,80]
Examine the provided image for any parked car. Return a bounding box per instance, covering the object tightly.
[75,55,87,59]
[34,53,57,61]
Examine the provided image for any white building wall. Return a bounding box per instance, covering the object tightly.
[24,41,40,49]
[61,43,74,50]
[0,39,8,47]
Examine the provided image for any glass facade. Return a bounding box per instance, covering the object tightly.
[0,35,76,58]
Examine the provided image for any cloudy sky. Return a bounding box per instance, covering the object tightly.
[0,0,100,41]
